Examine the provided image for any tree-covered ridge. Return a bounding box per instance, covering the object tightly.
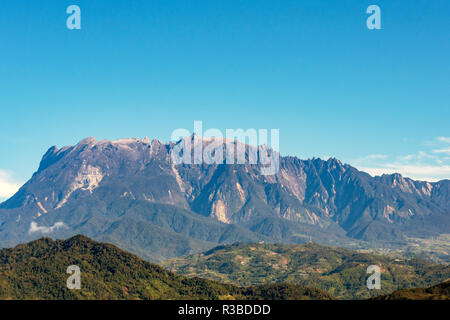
[0,235,331,300]
[162,242,450,300]
[374,280,450,300]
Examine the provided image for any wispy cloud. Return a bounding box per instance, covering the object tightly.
[356,154,388,161]
[28,221,67,234]
[432,147,450,155]
[437,136,450,143]
[358,165,450,182]
[0,170,21,201]
[352,136,450,182]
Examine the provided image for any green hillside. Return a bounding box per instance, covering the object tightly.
[374,280,450,300]
[162,242,450,299]
[0,235,331,300]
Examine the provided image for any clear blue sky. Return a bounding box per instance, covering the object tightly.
[0,0,449,199]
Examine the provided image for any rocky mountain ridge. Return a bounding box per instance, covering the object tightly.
[0,136,448,260]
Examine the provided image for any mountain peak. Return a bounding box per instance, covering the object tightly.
[78,137,97,145]
[142,136,151,144]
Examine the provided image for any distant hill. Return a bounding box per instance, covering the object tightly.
[374,281,450,300]
[162,242,450,300]
[0,136,448,262]
[0,235,332,300]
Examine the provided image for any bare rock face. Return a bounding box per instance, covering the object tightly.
[0,136,448,261]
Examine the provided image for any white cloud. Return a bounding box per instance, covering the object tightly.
[437,136,450,143]
[28,221,67,234]
[0,170,21,200]
[357,165,450,182]
[417,151,437,159]
[353,136,450,182]
[362,154,388,160]
[432,147,450,155]
[352,154,388,166]
[396,154,414,162]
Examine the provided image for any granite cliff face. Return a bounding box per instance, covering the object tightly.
[0,136,448,261]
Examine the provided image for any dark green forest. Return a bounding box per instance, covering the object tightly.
[0,235,331,300]
[374,281,449,300]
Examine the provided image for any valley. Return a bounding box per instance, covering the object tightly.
[162,242,450,299]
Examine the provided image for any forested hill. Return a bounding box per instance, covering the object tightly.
[0,235,332,300]
[374,281,450,300]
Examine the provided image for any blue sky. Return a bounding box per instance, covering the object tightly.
[0,0,449,200]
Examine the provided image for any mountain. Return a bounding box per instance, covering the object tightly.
[0,235,332,300]
[162,242,450,299]
[0,136,448,261]
[374,280,450,300]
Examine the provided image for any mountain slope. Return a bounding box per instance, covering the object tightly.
[162,242,450,299]
[0,235,332,300]
[0,136,448,260]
